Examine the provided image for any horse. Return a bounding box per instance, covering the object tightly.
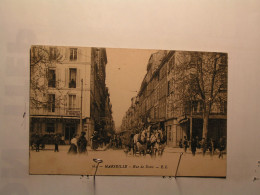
[149,129,166,157]
[133,129,148,156]
[156,130,166,156]
[146,132,157,157]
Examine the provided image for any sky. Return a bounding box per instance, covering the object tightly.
[105,48,158,130]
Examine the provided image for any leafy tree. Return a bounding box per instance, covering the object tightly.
[30,46,67,110]
[174,51,227,139]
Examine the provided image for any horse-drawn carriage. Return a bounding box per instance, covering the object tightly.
[132,126,166,157]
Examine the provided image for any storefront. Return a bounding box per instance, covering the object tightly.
[30,117,81,144]
[165,118,189,147]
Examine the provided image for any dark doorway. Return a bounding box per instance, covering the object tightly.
[208,119,227,141]
[192,119,203,139]
[65,124,77,142]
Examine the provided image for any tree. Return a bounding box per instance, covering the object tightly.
[174,51,227,139]
[30,46,67,111]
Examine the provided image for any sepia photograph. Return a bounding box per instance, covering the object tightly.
[29,45,227,177]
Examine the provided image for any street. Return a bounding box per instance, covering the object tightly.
[29,145,226,177]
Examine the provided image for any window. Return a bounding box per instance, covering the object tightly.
[69,68,77,88]
[211,102,221,114]
[70,48,77,61]
[224,101,227,114]
[49,47,57,60]
[218,64,227,91]
[168,126,172,141]
[168,57,175,74]
[168,79,174,95]
[190,55,197,65]
[48,69,56,88]
[191,100,203,114]
[184,101,191,114]
[220,55,227,64]
[47,94,55,112]
[46,123,55,133]
[69,95,76,110]
[154,106,158,119]
[220,101,227,114]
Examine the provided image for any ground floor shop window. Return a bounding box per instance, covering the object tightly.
[46,123,55,133]
[31,122,42,133]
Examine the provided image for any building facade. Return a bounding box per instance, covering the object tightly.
[30,46,114,144]
[121,50,227,147]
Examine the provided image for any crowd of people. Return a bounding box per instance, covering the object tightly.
[30,133,64,152]
[30,132,88,154]
[30,130,226,159]
[179,136,226,158]
[110,135,123,149]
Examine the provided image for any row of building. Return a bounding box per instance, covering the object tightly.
[121,50,227,147]
[30,46,115,144]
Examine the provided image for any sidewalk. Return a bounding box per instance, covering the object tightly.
[33,144,107,152]
[164,146,185,153]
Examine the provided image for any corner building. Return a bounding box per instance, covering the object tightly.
[121,50,227,147]
[30,46,114,144]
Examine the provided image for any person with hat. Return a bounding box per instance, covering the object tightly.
[54,134,60,152]
[77,131,88,154]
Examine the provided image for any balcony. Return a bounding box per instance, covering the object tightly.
[30,107,80,117]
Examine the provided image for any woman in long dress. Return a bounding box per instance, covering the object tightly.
[68,135,78,154]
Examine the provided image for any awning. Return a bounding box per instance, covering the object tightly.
[178,118,189,124]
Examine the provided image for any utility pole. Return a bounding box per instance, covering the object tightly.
[80,79,83,132]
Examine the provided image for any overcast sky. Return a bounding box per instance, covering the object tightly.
[106,48,158,130]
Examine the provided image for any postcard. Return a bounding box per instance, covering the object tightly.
[29,46,227,177]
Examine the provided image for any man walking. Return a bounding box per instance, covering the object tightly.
[201,138,207,156]
[54,134,60,152]
[35,133,40,152]
[77,131,88,154]
[183,136,189,153]
[191,138,197,156]
[219,136,226,159]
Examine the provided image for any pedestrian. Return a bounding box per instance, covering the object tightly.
[201,138,207,156]
[68,134,78,154]
[191,138,197,156]
[208,138,214,156]
[91,131,98,150]
[77,131,88,154]
[35,133,41,152]
[179,139,183,148]
[54,134,60,152]
[195,136,200,149]
[183,136,189,153]
[41,134,46,150]
[30,134,35,150]
[118,136,122,149]
[218,136,226,159]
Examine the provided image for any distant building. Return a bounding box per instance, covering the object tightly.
[30,46,114,144]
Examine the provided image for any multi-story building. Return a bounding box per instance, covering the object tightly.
[165,51,227,147]
[121,50,227,147]
[30,46,114,144]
